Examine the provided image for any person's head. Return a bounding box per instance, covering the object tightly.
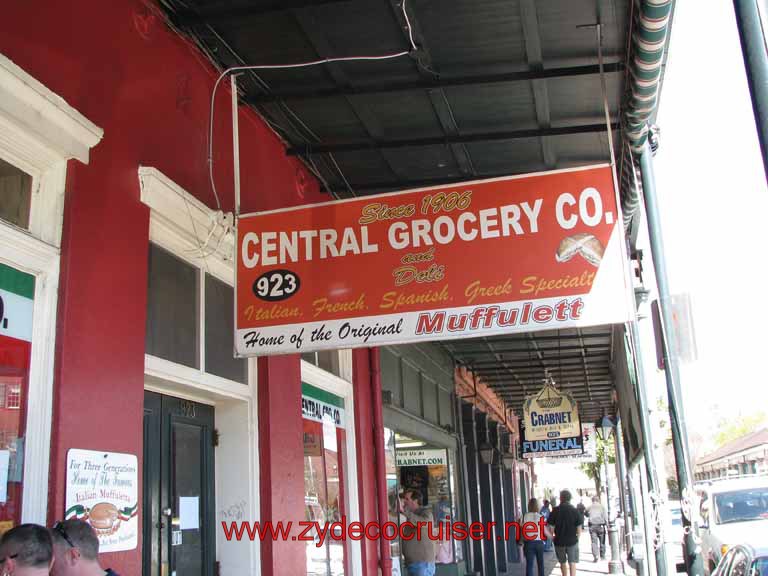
[542,499,550,508]
[0,524,53,575]
[49,519,101,576]
[528,498,540,513]
[400,489,422,513]
[559,489,572,504]
[592,495,600,503]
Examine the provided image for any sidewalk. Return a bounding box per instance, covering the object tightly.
[504,531,627,576]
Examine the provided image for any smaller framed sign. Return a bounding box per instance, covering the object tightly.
[65,449,138,552]
[396,449,447,467]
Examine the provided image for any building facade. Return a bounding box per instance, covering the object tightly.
[0,2,530,574]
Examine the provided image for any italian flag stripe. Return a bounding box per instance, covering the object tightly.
[0,263,34,300]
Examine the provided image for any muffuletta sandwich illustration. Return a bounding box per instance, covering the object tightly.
[555,233,604,267]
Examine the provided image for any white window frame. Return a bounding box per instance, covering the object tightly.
[301,358,363,576]
[139,166,260,575]
[0,53,103,523]
[139,166,249,397]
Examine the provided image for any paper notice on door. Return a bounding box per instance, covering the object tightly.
[0,451,10,503]
[322,414,337,453]
[179,497,199,530]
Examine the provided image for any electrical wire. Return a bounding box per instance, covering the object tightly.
[402,0,419,52]
[208,51,412,211]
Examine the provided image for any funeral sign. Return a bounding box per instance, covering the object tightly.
[236,165,632,356]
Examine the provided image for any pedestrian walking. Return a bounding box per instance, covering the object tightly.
[547,490,583,576]
[539,499,553,551]
[0,523,54,576]
[522,498,546,576]
[585,495,608,562]
[576,499,586,520]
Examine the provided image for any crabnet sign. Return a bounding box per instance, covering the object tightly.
[65,449,138,552]
[236,165,631,355]
[523,380,581,441]
[396,449,448,467]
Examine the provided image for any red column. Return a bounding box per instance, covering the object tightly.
[258,355,306,575]
[351,349,380,575]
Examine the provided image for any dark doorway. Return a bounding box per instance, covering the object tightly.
[143,391,215,576]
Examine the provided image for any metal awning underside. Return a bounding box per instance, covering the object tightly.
[161,0,629,196]
[159,0,628,420]
[443,325,616,423]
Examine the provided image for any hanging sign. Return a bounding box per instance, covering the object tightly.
[396,448,447,467]
[236,165,631,356]
[520,417,584,458]
[65,449,138,552]
[522,379,581,441]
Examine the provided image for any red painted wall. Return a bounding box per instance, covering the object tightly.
[1,0,327,573]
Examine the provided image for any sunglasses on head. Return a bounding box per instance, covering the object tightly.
[52,521,75,549]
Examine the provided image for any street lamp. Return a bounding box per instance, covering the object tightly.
[478,441,495,465]
[595,414,622,575]
[595,414,615,442]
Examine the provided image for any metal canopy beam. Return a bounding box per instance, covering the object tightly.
[248,62,624,104]
[247,62,624,105]
[325,164,608,194]
[519,0,556,169]
[448,344,611,356]
[290,6,403,186]
[287,122,619,155]
[473,367,611,378]
[175,0,348,25]
[467,353,610,366]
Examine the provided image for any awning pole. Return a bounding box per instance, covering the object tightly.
[733,0,768,181]
[638,141,703,576]
[627,320,668,576]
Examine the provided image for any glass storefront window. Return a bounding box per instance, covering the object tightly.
[303,383,347,576]
[0,159,32,230]
[0,263,34,529]
[302,351,342,378]
[385,430,462,569]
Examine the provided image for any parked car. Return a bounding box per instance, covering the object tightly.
[711,544,768,576]
[699,477,768,575]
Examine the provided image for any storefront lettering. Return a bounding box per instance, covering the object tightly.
[301,397,344,427]
[529,410,573,427]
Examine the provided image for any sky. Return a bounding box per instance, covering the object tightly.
[652,0,768,441]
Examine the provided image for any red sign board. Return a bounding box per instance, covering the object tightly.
[236,165,632,356]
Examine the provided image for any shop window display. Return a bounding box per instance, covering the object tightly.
[385,430,463,572]
[303,383,348,576]
[0,263,33,530]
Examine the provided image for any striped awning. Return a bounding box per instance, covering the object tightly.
[621,0,674,229]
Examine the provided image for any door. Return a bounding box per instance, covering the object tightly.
[143,391,215,576]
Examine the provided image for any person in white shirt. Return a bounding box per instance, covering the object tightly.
[522,498,545,576]
[585,495,608,562]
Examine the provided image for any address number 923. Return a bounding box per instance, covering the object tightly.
[252,270,300,302]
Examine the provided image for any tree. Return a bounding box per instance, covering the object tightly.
[580,436,616,495]
[714,411,767,447]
